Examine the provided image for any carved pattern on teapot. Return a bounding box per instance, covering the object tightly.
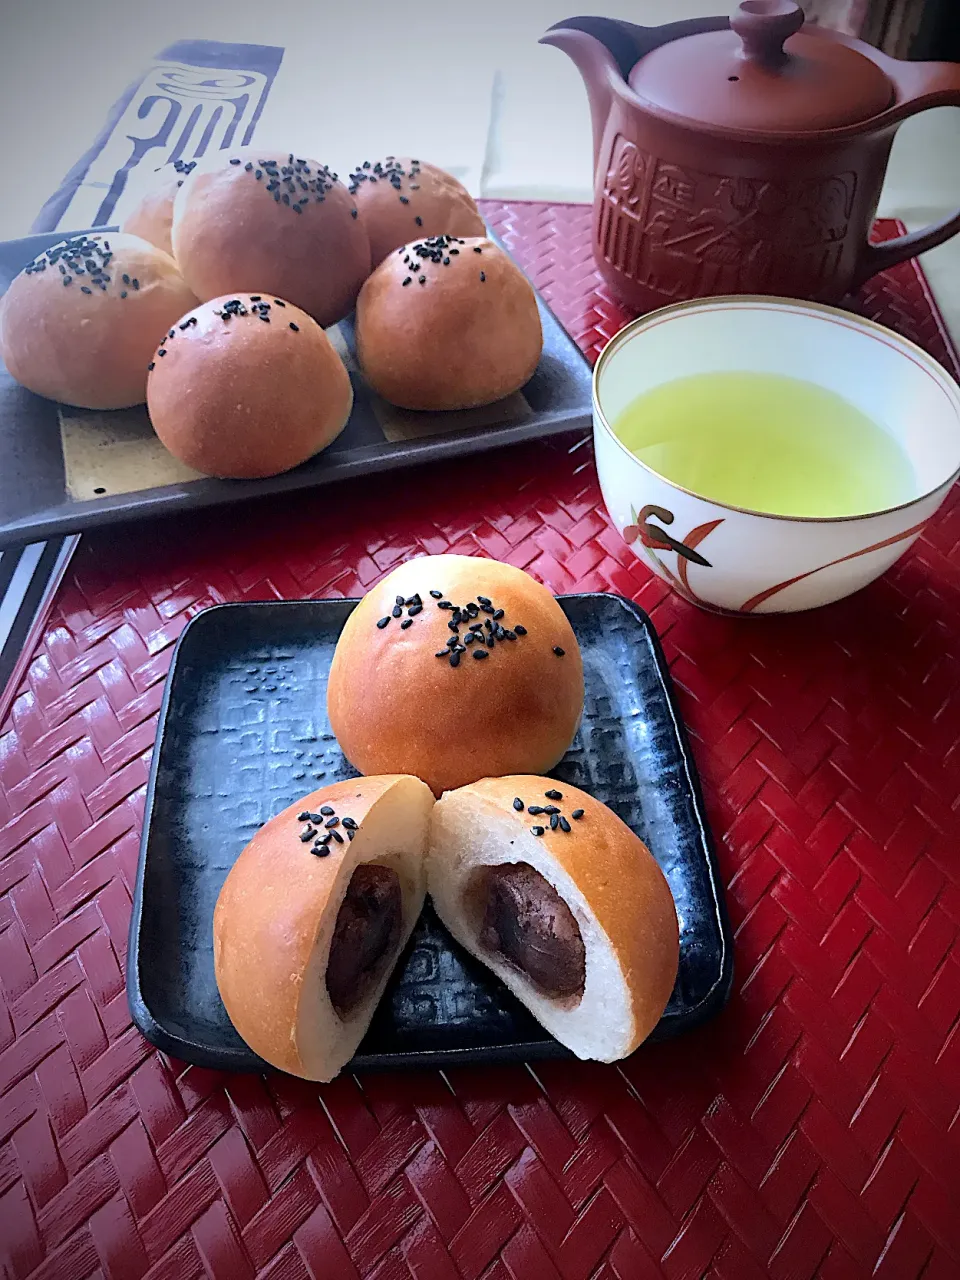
[598,136,857,299]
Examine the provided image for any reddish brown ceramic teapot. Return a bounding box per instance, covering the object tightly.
[541,0,960,310]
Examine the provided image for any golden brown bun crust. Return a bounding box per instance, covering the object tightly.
[213,776,407,1077]
[467,776,680,1051]
[171,149,370,326]
[0,233,197,409]
[355,235,542,411]
[146,293,353,478]
[350,158,485,266]
[327,554,583,795]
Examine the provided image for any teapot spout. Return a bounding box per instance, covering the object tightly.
[541,15,730,179]
[539,22,624,171]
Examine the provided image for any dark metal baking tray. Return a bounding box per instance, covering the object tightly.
[127,593,733,1073]
[0,227,592,549]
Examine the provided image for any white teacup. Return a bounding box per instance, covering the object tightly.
[593,298,960,614]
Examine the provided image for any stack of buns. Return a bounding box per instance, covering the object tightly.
[0,146,544,477]
[214,554,681,1081]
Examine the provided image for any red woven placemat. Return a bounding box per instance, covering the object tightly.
[1,205,959,1280]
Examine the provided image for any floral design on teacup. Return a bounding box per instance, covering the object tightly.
[622,505,722,607]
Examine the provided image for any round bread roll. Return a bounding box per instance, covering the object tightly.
[327,554,583,795]
[428,777,680,1061]
[214,775,434,1081]
[355,235,542,410]
[121,159,198,257]
[349,157,485,267]
[171,149,370,326]
[146,292,353,478]
[0,232,197,409]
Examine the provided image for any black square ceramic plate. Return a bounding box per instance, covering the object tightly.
[128,594,733,1072]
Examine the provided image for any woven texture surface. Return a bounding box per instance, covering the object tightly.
[1,204,959,1279]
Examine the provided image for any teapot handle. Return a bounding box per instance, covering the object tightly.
[853,61,960,290]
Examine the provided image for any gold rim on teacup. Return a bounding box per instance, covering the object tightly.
[592,295,960,525]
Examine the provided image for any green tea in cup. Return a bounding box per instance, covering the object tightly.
[611,371,915,518]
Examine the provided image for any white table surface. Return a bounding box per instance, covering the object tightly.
[2,0,957,342]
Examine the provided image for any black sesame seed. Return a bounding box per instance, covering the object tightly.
[513,798,524,811]
[559,816,571,833]
[331,829,344,843]
[531,826,545,837]
[147,362,155,371]
[377,616,390,629]
[402,278,412,286]
[313,847,330,857]
[408,604,423,616]
[476,596,492,607]
[319,805,335,816]
[392,605,403,618]
[63,277,72,286]
[474,247,483,254]
[545,790,562,800]
[297,812,311,821]
[396,595,405,605]
[503,630,517,641]
[158,348,166,356]
[419,275,426,285]
[307,812,325,823]
[528,806,544,816]
[289,322,299,332]
[448,620,460,633]
[571,809,584,820]
[550,813,560,830]
[319,833,332,845]
[480,271,486,282]
[401,619,413,630]
[415,216,423,226]
[300,827,317,842]
[122,274,130,285]
[553,647,565,657]
[400,196,409,204]
[80,285,92,294]
[132,279,139,290]
[342,817,358,829]
[493,609,504,620]
[449,652,461,668]
[430,590,443,599]
[274,299,285,306]
[245,162,253,171]
[250,295,261,302]
[473,649,488,660]
[464,633,476,645]
[325,817,339,828]
[347,829,355,841]
[446,637,459,648]
[230,158,241,165]
[438,600,453,609]
[486,634,495,648]
[466,602,479,617]
[435,651,449,658]
[514,625,527,636]
[543,806,560,816]
[351,209,358,218]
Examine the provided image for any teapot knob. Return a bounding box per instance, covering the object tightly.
[731,0,804,69]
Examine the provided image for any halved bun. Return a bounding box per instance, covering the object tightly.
[428,776,679,1061]
[213,775,434,1081]
[326,554,584,795]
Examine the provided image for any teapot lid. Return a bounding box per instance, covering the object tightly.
[629,0,893,134]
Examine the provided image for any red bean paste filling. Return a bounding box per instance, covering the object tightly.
[477,863,585,1000]
[326,865,402,1015]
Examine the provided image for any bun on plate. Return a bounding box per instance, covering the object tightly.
[213,775,434,1081]
[146,292,352,478]
[0,232,197,409]
[355,234,542,410]
[349,156,485,266]
[428,776,680,1061]
[327,554,583,795]
[171,148,370,326]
